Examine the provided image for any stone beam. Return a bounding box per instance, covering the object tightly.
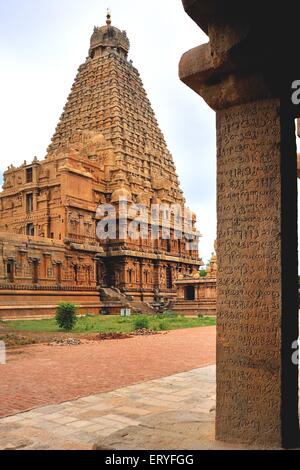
[179,0,300,448]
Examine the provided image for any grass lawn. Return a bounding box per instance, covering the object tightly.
[4,313,216,334]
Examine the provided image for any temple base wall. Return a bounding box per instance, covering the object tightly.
[172,299,216,317]
[0,289,101,320]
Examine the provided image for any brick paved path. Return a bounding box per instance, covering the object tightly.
[0,326,216,418]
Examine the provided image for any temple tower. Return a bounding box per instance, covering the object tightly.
[0,13,202,316]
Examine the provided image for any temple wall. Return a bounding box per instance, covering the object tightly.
[0,290,101,320]
[0,233,101,319]
[174,278,217,316]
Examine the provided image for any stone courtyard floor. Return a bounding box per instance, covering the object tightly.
[0,326,282,450]
[0,326,216,419]
[0,366,218,450]
[0,364,261,451]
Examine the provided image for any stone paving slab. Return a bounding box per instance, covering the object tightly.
[0,365,218,450]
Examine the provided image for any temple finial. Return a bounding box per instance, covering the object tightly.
[106,8,112,26]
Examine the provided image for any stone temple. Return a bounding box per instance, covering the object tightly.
[0,13,202,319]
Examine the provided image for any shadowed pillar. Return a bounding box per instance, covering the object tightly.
[179,0,300,448]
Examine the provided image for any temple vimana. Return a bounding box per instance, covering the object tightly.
[0,13,216,319]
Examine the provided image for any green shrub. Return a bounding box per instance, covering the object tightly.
[133,315,149,331]
[117,317,130,324]
[155,311,178,320]
[155,313,164,320]
[159,322,168,331]
[55,302,78,331]
[162,310,178,318]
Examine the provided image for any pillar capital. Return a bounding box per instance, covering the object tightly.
[179,43,271,109]
[180,1,300,112]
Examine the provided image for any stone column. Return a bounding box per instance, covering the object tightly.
[215,97,298,447]
[32,189,39,216]
[139,259,144,301]
[179,0,300,448]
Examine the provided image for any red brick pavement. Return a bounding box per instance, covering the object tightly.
[0,326,216,418]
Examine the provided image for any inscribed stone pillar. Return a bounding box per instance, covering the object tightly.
[179,0,300,448]
[216,98,298,447]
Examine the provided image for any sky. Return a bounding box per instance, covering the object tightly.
[7,0,300,267]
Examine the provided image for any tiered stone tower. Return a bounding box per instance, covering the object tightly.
[0,13,202,318]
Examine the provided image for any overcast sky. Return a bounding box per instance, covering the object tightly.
[10,0,298,265]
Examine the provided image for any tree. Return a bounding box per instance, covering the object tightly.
[55,302,78,331]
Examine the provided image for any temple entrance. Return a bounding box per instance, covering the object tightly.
[185,285,195,301]
[106,266,116,288]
